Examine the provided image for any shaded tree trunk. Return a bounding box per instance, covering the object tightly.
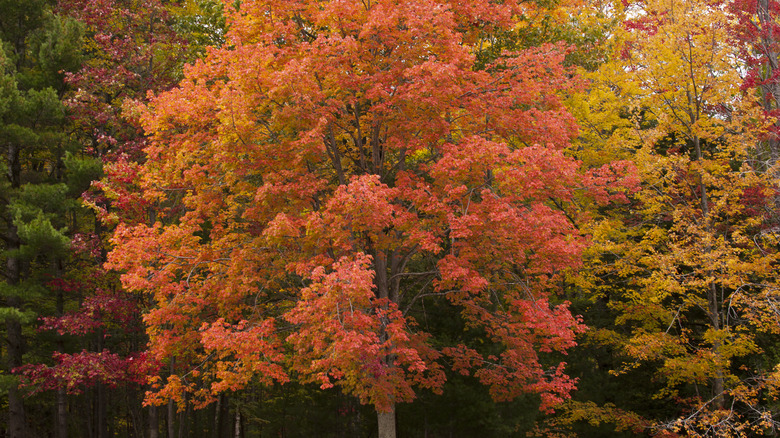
[6,143,25,438]
[55,262,67,438]
[167,399,175,438]
[694,136,725,410]
[211,396,221,438]
[94,326,108,438]
[149,405,159,438]
[94,383,108,438]
[6,313,25,438]
[56,387,67,438]
[168,357,176,438]
[220,396,232,437]
[177,395,189,438]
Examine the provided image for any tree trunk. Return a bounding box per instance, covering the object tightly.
[233,408,241,438]
[168,357,176,438]
[94,327,108,438]
[220,396,232,437]
[6,303,25,438]
[83,395,93,438]
[6,144,25,438]
[127,385,143,438]
[167,399,175,438]
[6,367,25,438]
[373,250,399,438]
[694,136,725,409]
[57,388,68,438]
[149,405,159,438]
[55,262,67,438]
[211,395,221,438]
[96,383,108,438]
[377,406,396,438]
[177,396,189,438]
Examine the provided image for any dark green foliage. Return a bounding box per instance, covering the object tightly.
[0,3,86,437]
[64,154,101,196]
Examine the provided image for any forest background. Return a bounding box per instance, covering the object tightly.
[3,0,780,437]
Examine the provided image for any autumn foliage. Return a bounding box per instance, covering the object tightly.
[106,0,635,422]
[11,0,780,436]
[558,0,780,435]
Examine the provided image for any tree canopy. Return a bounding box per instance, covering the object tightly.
[4,0,780,437]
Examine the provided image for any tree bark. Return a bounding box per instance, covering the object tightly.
[149,405,159,438]
[220,395,232,437]
[233,408,241,438]
[211,395,221,438]
[95,383,108,438]
[57,388,68,438]
[168,357,176,438]
[127,385,143,438]
[694,136,725,409]
[95,328,108,438]
[6,358,25,438]
[177,396,189,438]
[167,399,175,438]
[6,298,25,438]
[55,261,67,438]
[377,406,396,438]
[373,250,399,438]
[6,143,25,438]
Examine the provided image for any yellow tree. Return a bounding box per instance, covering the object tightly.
[559,0,780,435]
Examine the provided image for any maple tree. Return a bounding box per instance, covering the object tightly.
[552,0,780,435]
[106,0,636,436]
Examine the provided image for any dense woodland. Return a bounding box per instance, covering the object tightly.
[2,0,780,437]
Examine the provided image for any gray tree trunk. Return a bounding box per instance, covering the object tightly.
[377,407,396,438]
[149,405,159,438]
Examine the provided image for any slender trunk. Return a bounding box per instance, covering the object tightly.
[220,395,231,437]
[192,404,200,438]
[211,395,221,438]
[84,394,93,438]
[233,408,241,438]
[375,253,389,301]
[95,383,107,438]
[177,396,188,438]
[709,282,725,407]
[6,357,25,438]
[373,251,397,438]
[128,385,143,438]
[149,405,159,438]
[694,136,725,409]
[55,261,67,438]
[57,388,68,438]
[6,143,25,438]
[6,298,24,438]
[168,358,176,438]
[377,406,396,438]
[167,399,175,438]
[95,328,108,438]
